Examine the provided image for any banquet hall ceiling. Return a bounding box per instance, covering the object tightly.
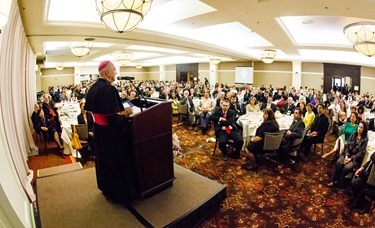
[17,0,375,69]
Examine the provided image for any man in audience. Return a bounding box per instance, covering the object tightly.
[180,89,196,128]
[261,97,276,112]
[210,99,244,160]
[216,91,226,107]
[229,95,243,119]
[299,104,329,160]
[279,108,305,164]
[284,97,296,115]
[198,91,215,134]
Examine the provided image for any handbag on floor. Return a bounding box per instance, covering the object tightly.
[71,125,82,150]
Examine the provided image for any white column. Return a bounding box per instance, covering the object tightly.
[292,61,302,89]
[74,67,81,85]
[209,63,218,86]
[36,65,42,92]
[159,65,166,81]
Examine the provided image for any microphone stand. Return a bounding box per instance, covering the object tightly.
[129,80,149,112]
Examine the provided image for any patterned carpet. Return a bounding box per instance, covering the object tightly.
[172,122,375,227]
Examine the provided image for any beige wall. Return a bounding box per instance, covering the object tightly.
[40,67,74,92]
[40,62,375,95]
[361,66,375,96]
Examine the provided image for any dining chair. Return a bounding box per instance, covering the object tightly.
[257,131,285,172]
[71,124,90,162]
[177,103,188,125]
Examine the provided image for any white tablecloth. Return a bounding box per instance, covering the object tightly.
[363,131,375,164]
[236,111,293,149]
[57,103,81,157]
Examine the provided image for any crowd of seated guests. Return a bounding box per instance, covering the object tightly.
[41,78,375,211]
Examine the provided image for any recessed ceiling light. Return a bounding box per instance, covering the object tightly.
[302,20,314,24]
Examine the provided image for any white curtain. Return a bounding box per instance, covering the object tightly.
[0,1,36,202]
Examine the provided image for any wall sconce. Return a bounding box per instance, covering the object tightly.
[55,64,64,71]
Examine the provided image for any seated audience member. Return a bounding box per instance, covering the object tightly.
[299,104,329,160]
[229,95,243,118]
[77,102,94,152]
[351,152,375,209]
[35,109,64,152]
[159,88,169,100]
[364,96,373,109]
[328,121,369,187]
[128,90,137,102]
[261,97,277,112]
[276,95,287,111]
[280,108,305,163]
[322,112,358,159]
[246,97,260,113]
[31,103,41,127]
[357,105,366,121]
[198,91,215,134]
[215,91,226,107]
[60,90,69,102]
[42,94,55,121]
[303,104,315,130]
[299,100,307,117]
[283,97,296,115]
[120,91,128,103]
[169,90,179,115]
[180,89,196,127]
[210,99,244,160]
[242,108,280,170]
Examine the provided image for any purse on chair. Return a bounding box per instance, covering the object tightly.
[71,125,83,150]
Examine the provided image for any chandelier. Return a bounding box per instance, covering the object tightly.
[209,56,221,65]
[70,38,95,57]
[112,52,133,65]
[343,22,375,57]
[96,0,153,33]
[261,50,276,64]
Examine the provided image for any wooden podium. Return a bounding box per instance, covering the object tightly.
[130,98,175,197]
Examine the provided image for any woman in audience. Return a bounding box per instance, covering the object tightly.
[35,109,64,151]
[357,105,366,121]
[242,108,280,171]
[77,102,94,137]
[299,100,307,117]
[243,88,251,104]
[303,104,315,130]
[77,102,94,155]
[327,121,369,187]
[169,90,179,115]
[246,97,260,113]
[322,111,359,159]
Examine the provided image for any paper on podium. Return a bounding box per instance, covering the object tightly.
[123,101,142,116]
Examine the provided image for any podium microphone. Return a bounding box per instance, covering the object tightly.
[118,76,135,80]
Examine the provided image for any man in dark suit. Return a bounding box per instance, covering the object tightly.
[261,97,276,112]
[280,108,305,164]
[300,104,329,160]
[283,97,296,115]
[210,99,244,160]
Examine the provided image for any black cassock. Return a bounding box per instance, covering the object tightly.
[85,78,137,202]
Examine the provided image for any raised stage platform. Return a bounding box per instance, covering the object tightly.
[35,164,226,227]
